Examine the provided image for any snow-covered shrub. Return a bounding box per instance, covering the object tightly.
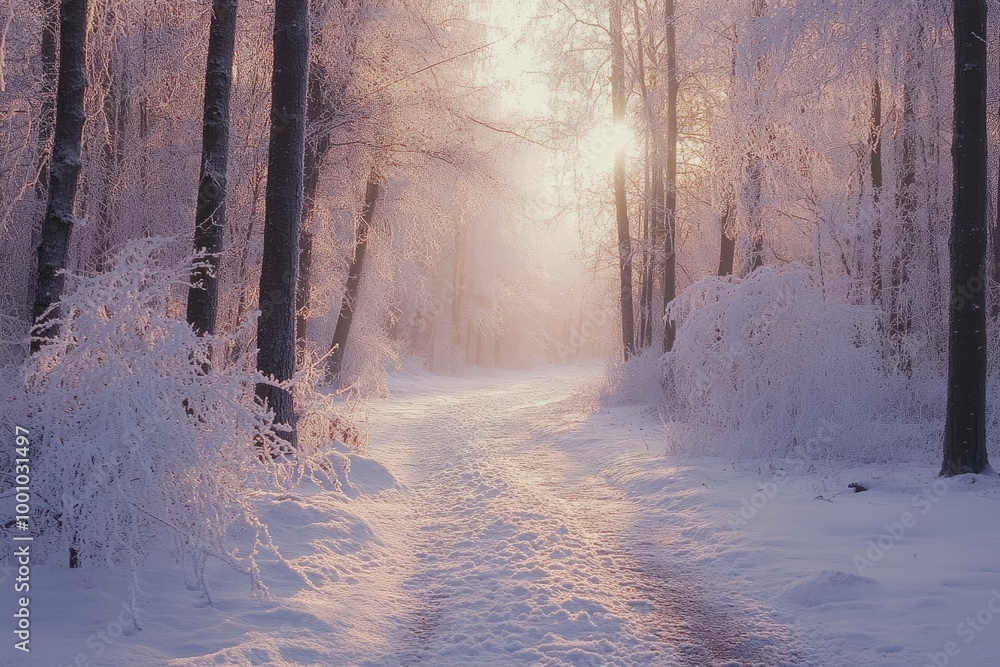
[663,265,930,464]
[289,349,369,490]
[19,239,289,605]
[337,320,401,398]
[600,346,670,407]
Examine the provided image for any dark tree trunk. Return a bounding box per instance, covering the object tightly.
[639,182,653,348]
[650,156,665,348]
[717,203,735,277]
[35,0,59,199]
[870,74,884,306]
[31,0,88,354]
[187,0,238,338]
[256,0,309,449]
[631,1,653,350]
[662,0,678,353]
[718,30,737,279]
[941,0,989,476]
[327,170,380,379]
[610,1,634,361]
[296,226,314,346]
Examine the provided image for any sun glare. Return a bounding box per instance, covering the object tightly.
[580,121,634,175]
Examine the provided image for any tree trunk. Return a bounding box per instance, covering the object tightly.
[890,39,919,375]
[31,0,88,354]
[941,0,989,476]
[610,0,634,361]
[662,0,678,352]
[637,129,648,349]
[717,29,738,279]
[296,49,333,349]
[639,182,653,347]
[187,0,238,338]
[631,0,653,350]
[869,74,884,306]
[256,0,309,449]
[741,0,767,276]
[327,169,380,379]
[35,0,59,199]
[717,203,735,276]
[297,1,362,351]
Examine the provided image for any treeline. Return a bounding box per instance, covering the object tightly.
[538,0,995,472]
[2,0,565,432]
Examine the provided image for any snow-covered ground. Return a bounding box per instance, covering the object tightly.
[3,363,999,666]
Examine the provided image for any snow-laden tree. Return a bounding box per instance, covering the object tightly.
[21,240,290,607]
[31,0,87,353]
[255,0,309,447]
[187,0,239,338]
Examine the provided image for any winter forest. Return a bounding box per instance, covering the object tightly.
[2,0,1000,665]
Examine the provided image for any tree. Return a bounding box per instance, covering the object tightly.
[187,0,239,338]
[296,1,340,350]
[662,0,678,352]
[632,0,656,350]
[611,0,635,361]
[888,22,922,374]
[34,0,59,199]
[31,0,88,354]
[716,29,737,279]
[868,40,884,307]
[256,0,309,449]
[327,168,381,379]
[741,0,767,276]
[941,0,989,476]
[294,50,331,350]
[717,203,735,277]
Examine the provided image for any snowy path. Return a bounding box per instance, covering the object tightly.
[9,364,1000,667]
[359,366,798,666]
[4,365,813,667]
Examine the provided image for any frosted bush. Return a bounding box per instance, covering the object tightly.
[662,265,929,464]
[19,239,291,610]
[337,320,400,398]
[600,346,670,407]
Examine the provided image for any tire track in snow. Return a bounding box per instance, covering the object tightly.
[375,368,802,666]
